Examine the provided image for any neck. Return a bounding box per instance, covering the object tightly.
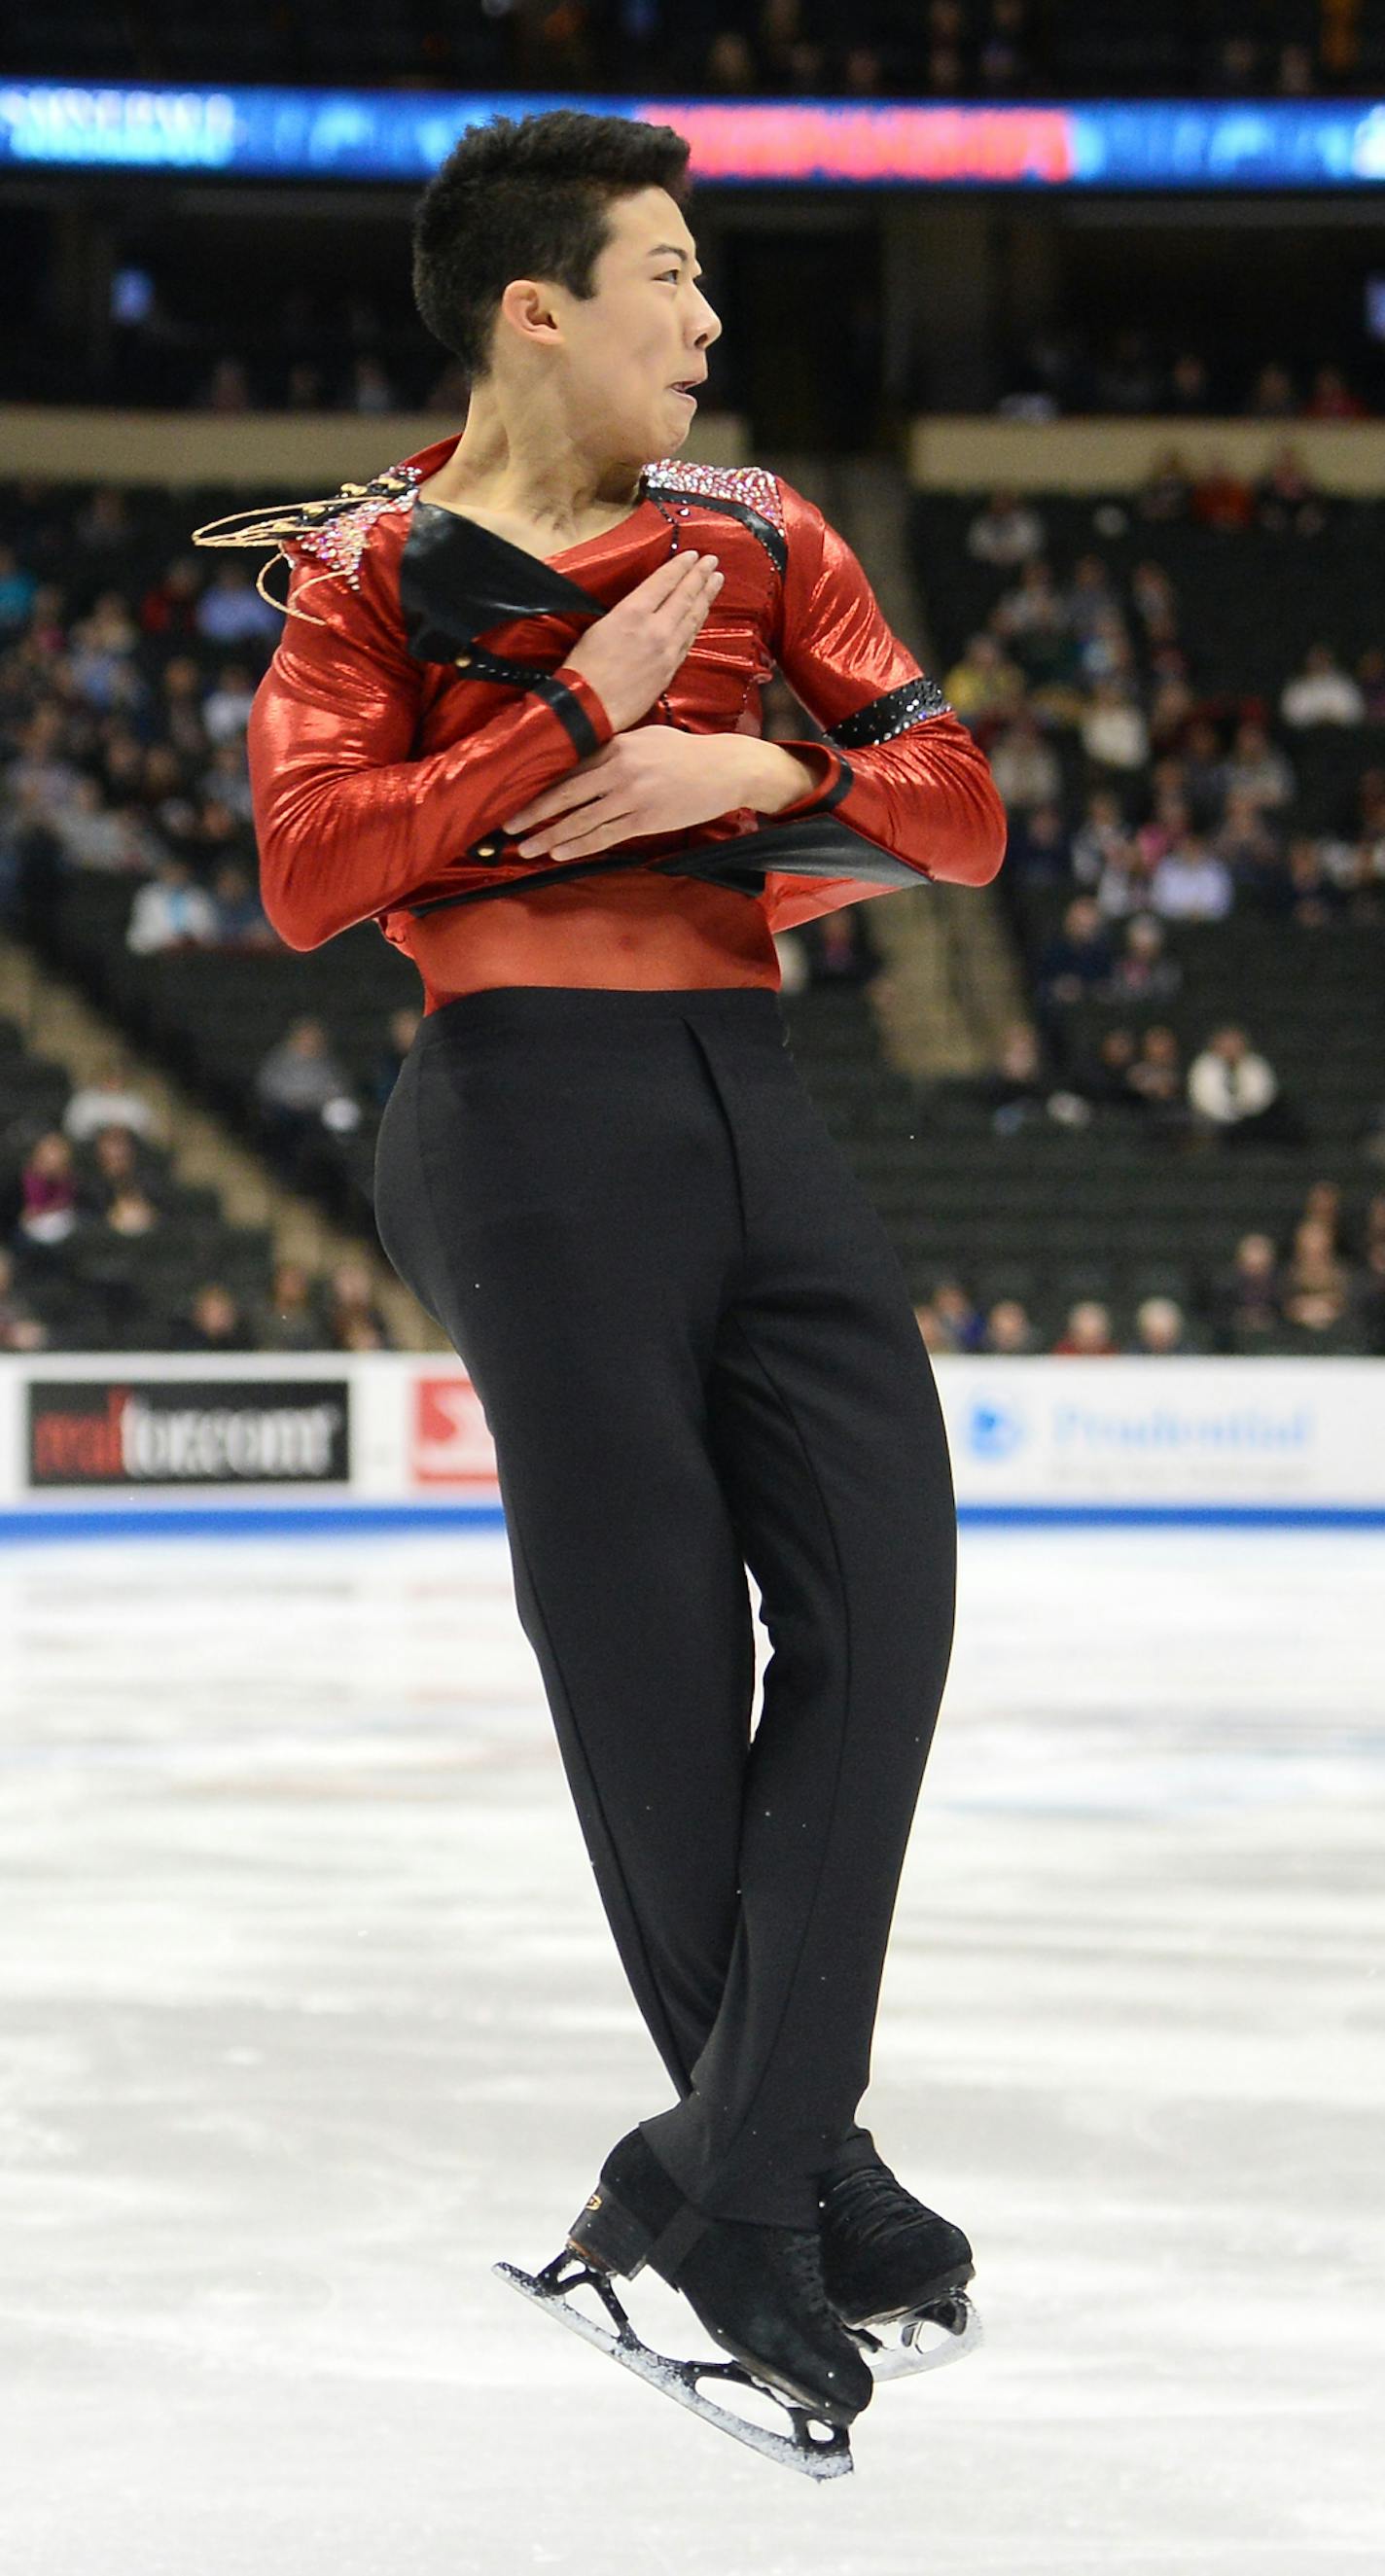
[431,383,645,540]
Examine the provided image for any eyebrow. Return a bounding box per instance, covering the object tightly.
[648,243,699,266]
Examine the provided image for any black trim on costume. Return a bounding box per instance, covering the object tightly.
[827,676,950,749]
[404,814,927,919]
[531,672,601,759]
[643,476,788,578]
[399,498,607,666]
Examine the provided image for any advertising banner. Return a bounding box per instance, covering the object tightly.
[0,1354,1381,1534]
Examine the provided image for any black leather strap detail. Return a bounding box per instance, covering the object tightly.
[828,676,950,749]
[531,672,601,759]
[405,813,927,917]
[400,500,605,666]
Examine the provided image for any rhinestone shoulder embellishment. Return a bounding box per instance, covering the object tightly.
[643,459,786,536]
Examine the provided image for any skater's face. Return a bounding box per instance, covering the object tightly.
[506,188,721,464]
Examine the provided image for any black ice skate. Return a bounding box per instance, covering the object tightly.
[819,2155,982,2384]
[495,2128,870,2480]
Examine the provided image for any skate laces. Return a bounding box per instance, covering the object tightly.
[821,2160,927,2255]
[775,2224,842,2329]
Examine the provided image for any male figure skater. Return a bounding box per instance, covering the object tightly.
[199,108,1007,2437]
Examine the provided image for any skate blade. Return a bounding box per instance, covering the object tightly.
[495,2253,854,2481]
[849,2285,983,2384]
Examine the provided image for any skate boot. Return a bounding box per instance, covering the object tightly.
[568,2127,873,2426]
[819,2153,974,2329]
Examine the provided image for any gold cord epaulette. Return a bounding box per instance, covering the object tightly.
[188,461,422,626]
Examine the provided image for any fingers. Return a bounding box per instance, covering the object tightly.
[633,547,714,608]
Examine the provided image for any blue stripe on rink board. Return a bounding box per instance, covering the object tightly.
[2,1501,1385,1539]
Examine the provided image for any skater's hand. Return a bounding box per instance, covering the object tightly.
[559,551,725,734]
[504,732,820,863]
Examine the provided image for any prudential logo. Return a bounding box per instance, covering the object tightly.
[967,1397,1027,1462]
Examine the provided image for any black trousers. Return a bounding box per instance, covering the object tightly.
[373,984,957,2230]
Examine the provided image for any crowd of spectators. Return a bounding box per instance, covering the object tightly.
[1,1046,404,1354]
[950,458,1385,941]
[15,0,1374,105]
[998,339,1383,426]
[910,1177,1385,1360]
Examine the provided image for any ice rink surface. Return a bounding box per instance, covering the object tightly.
[1,1523,1381,2576]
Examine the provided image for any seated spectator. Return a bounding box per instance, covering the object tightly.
[62,1053,161,1146]
[14,1132,80,1248]
[1298,1178,1352,1258]
[1305,364,1367,420]
[320,1256,393,1352]
[1071,788,1131,889]
[1052,1299,1119,1356]
[1079,679,1150,776]
[987,710,1063,813]
[254,1258,326,1353]
[255,1017,361,1159]
[0,1246,48,1350]
[202,660,257,745]
[208,858,276,946]
[966,488,1046,566]
[1189,455,1255,531]
[1222,719,1296,814]
[172,1282,258,1352]
[1003,801,1070,883]
[1130,1295,1190,1355]
[103,1183,160,1237]
[993,558,1067,646]
[941,631,1027,731]
[1127,1025,1192,1138]
[1245,361,1296,418]
[138,553,203,646]
[1255,444,1328,538]
[51,777,159,875]
[1147,674,1196,759]
[1280,644,1366,728]
[1134,789,1195,871]
[373,1006,423,1109]
[972,1020,1054,1136]
[1149,831,1233,921]
[1210,1231,1283,1351]
[923,1278,987,1355]
[1188,1024,1301,1143]
[1286,839,1349,926]
[1280,1218,1356,1339]
[1178,717,1229,825]
[195,563,282,648]
[125,854,220,955]
[1137,447,1191,523]
[1215,794,1287,910]
[1038,898,1115,1005]
[805,910,881,988]
[1064,554,1123,641]
[1076,1026,1143,1116]
[1109,913,1182,1002]
[1165,352,1212,414]
[80,1125,164,1216]
[1130,556,1181,637]
[983,1297,1037,1354]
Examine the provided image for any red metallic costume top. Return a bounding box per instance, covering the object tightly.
[198,432,1006,1012]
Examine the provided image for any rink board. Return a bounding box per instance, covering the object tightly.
[0,1352,1382,1535]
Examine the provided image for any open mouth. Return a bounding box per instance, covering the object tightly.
[670,378,704,400]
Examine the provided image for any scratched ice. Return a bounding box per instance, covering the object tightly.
[0,1527,1380,2575]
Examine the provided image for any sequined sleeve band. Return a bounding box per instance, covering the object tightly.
[827,676,951,751]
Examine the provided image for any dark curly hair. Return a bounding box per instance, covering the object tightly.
[411,109,692,384]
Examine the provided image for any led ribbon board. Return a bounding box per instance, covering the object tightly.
[4,86,1385,188]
